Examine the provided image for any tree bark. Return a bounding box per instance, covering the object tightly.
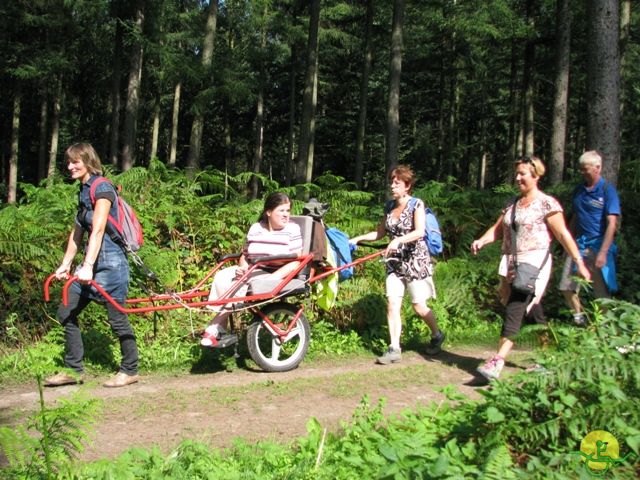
[522,0,536,157]
[586,0,620,185]
[296,0,320,185]
[168,81,181,166]
[508,43,519,166]
[121,0,145,171]
[619,0,630,117]
[38,91,48,182]
[7,89,21,204]
[251,1,269,200]
[549,0,571,185]
[223,102,232,198]
[150,92,160,162]
[354,0,373,189]
[109,19,124,166]
[286,46,297,187]
[186,0,218,177]
[385,0,405,178]
[47,80,62,186]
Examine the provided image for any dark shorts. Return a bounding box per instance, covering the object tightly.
[502,290,547,338]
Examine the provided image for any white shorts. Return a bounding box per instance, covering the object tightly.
[386,273,436,304]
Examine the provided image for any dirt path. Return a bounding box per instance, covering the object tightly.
[0,346,532,463]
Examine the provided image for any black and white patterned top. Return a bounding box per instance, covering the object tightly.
[384,197,432,281]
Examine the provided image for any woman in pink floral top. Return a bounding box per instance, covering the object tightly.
[471,156,591,381]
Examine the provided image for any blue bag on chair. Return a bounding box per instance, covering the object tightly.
[326,227,354,280]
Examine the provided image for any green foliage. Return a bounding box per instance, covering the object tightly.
[64,299,639,479]
[0,374,100,479]
[3,170,638,382]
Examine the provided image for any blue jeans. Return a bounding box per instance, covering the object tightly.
[58,242,138,375]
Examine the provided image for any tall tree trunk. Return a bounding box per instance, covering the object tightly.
[446,74,459,179]
[459,120,471,186]
[445,1,459,179]
[38,91,48,182]
[149,92,160,162]
[251,89,265,198]
[121,0,145,171]
[224,27,235,194]
[522,0,536,156]
[508,43,519,167]
[385,0,405,177]
[516,102,525,158]
[354,0,373,189]
[296,0,320,185]
[47,80,62,186]
[619,0,630,117]
[251,1,269,200]
[7,89,21,204]
[109,19,124,166]
[549,0,571,185]
[168,81,181,166]
[586,0,620,185]
[436,55,446,180]
[286,45,297,187]
[186,0,218,177]
[223,102,232,199]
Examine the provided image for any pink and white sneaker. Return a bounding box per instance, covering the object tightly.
[477,355,505,380]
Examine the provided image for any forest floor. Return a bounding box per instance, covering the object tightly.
[0,345,534,464]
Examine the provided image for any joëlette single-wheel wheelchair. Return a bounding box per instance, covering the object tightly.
[45,216,384,372]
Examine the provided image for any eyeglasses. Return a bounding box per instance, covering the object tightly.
[517,155,534,164]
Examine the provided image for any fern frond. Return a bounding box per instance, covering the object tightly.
[480,444,516,479]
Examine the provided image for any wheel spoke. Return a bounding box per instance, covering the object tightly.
[282,326,301,343]
[270,337,282,361]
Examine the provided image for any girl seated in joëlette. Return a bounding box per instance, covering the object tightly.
[201,192,302,347]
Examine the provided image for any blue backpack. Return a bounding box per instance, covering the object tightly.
[325,227,355,280]
[385,197,443,256]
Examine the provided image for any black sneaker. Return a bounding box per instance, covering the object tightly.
[213,333,238,348]
[573,313,587,327]
[425,331,445,355]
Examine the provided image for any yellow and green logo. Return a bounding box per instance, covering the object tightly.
[572,430,636,477]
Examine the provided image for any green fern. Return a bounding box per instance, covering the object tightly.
[480,444,516,479]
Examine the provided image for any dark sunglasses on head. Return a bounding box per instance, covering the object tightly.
[517,155,534,164]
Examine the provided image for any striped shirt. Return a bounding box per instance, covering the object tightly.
[244,221,302,262]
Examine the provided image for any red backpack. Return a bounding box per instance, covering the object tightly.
[89,177,143,253]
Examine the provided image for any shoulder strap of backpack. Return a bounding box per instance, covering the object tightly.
[384,199,395,215]
[87,177,126,245]
[88,176,113,207]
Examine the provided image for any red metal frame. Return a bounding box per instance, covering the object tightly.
[44,249,385,315]
[254,305,304,341]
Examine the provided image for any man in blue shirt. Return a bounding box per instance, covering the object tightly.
[559,151,621,325]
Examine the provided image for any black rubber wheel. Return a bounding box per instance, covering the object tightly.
[246,302,310,372]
